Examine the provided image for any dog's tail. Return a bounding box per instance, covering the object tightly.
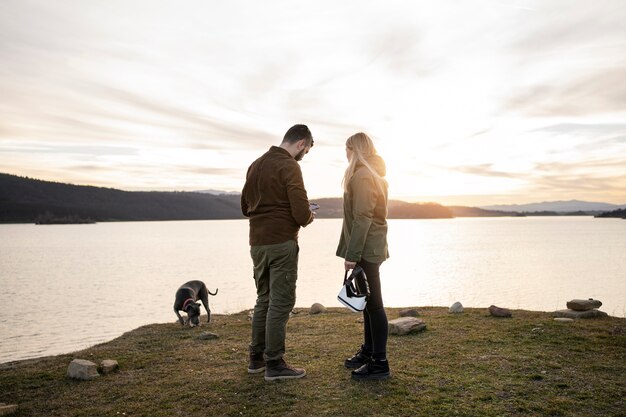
[208,288,219,296]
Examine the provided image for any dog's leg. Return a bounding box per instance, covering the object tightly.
[199,287,211,323]
[174,306,185,325]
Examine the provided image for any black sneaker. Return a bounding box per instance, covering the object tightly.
[264,358,306,381]
[344,346,372,369]
[248,352,266,374]
[351,359,390,381]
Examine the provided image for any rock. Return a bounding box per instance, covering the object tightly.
[0,403,18,416]
[355,317,364,323]
[388,317,426,335]
[449,302,464,314]
[489,305,512,318]
[553,309,608,319]
[98,360,119,375]
[554,318,575,323]
[309,303,327,315]
[566,299,602,311]
[399,308,419,317]
[198,332,219,340]
[67,359,99,380]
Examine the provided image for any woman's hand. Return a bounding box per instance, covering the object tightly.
[344,260,357,271]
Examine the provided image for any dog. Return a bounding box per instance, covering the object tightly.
[173,280,218,327]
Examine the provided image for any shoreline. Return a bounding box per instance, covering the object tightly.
[1,305,622,368]
[1,307,624,416]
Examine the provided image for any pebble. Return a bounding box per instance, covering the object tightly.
[309,303,327,315]
[399,308,420,317]
[198,332,219,340]
[449,302,464,314]
[489,305,512,318]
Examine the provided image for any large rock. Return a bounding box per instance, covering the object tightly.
[309,303,327,315]
[399,308,419,317]
[449,302,464,314]
[566,299,602,311]
[67,359,99,380]
[489,305,512,318]
[553,309,608,319]
[388,317,426,335]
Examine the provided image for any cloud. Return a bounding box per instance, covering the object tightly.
[533,123,626,135]
[365,25,432,77]
[510,1,626,55]
[177,166,242,176]
[533,172,626,196]
[1,144,137,156]
[504,67,626,117]
[456,164,522,179]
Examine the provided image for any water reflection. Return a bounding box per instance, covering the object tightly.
[0,217,624,363]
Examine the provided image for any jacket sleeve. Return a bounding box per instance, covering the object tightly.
[240,166,251,217]
[240,193,249,217]
[345,175,377,262]
[283,162,313,227]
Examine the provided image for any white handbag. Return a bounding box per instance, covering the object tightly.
[337,266,370,312]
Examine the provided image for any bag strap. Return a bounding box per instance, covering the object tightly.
[343,266,370,297]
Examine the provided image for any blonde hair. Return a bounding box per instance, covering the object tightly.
[342,132,387,193]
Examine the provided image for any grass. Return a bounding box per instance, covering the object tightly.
[1,308,625,417]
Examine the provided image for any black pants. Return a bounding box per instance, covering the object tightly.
[355,259,388,360]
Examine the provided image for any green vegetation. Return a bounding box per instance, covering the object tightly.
[596,208,626,219]
[1,308,624,416]
[0,173,242,223]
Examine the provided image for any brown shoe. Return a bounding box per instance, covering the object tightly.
[248,352,266,374]
[264,358,306,381]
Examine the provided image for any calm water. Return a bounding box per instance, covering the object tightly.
[1,217,625,363]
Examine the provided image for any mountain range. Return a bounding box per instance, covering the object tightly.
[480,200,626,213]
[1,173,622,223]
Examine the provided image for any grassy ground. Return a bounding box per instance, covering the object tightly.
[1,307,625,417]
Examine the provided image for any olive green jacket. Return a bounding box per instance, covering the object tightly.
[336,155,389,264]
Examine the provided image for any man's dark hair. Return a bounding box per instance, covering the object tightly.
[282,124,313,147]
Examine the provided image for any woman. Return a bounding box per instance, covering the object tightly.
[336,132,390,381]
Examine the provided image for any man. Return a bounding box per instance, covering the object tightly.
[241,124,315,381]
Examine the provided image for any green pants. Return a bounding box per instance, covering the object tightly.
[249,240,299,361]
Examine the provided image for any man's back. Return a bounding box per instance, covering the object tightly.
[241,146,312,246]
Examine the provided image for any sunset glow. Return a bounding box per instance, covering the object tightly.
[1,1,625,205]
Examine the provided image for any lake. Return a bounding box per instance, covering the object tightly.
[1,217,625,364]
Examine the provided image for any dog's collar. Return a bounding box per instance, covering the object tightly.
[182,298,195,311]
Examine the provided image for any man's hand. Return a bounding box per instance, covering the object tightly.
[344,260,357,271]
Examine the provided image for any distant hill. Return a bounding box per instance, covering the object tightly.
[0,173,454,223]
[595,208,626,219]
[195,189,241,196]
[480,200,626,213]
[388,200,453,219]
[448,206,520,217]
[2,173,613,224]
[0,173,243,223]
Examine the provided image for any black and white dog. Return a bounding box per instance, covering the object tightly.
[173,280,218,327]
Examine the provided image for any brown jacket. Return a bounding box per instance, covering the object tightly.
[241,146,313,246]
[336,155,389,263]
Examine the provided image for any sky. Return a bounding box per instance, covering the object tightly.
[1,0,625,206]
